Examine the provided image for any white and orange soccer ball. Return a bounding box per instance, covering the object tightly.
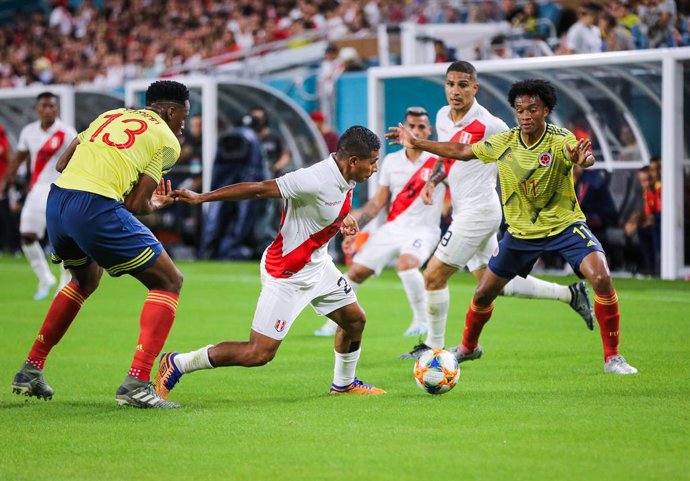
[413,349,460,395]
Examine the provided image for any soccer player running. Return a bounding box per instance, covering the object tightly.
[398,61,594,360]
[388,79,637,374]
[0,92,76,300]
[11,80,193,407]
[156,126,386,398]
[313,107,445,338]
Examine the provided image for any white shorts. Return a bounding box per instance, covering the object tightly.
[433,211,501,272]
[20,184,50,236]
[252,261,357,340]
[353,222,440,276]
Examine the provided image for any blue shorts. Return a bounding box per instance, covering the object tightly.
[47,185,163,277]
[488,222,605,280]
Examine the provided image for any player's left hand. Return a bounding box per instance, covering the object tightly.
[567,138,594,167]
[385,123,418,149]
[340,213,359,237]
[151,178,175,210]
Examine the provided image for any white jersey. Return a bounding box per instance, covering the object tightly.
[17,119,76,190]
[378,148,445,232]
[263,156,354,286]
[435,101,508,215]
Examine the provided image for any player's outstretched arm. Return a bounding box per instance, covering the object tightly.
[56,138,79,173]
[125,174,174,214]
[385,123,475,161]
[173,179,282,205]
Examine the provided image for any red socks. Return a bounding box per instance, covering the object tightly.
[593,290,620,361]
[128,290,178,381]
[460,300,495,352]
[27,282,89,369]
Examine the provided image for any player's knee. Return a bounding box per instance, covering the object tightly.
[20,234,37,244]
[348,269,367,284]
[395,257,419,271]
[473,287,495,306]
[424,271,445,290]
[590,272,613,293]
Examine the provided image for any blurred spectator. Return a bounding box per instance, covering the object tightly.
[243,107,291,178]
[610,0,642,30]
[573,164,619,253]
[489,35,517,59]
[501,0,524,23]
[0,125,20,254]
[469,0,504,23]
[339,46,365,72]
[625,165,661,275]
[618,124,642,161]
[512,1,541,39]
[641,0,678,48]
[433,39,454,63]
[310,111,339,153]
[317,43,344,121]
[600,12,636,51]
[564,3,604,54]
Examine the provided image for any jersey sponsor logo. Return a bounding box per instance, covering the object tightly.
[265,190,353,278]
[32,130,66,187]
[324,199,343,206]
[538,152,552,167]
[274,319,287,332]
[387,156,437,222]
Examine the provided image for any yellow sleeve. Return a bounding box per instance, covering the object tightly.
[471,132,505,163]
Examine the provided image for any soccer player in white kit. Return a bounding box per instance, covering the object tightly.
[155,126,386,398]
[397,62,594,359]
[314,107,445,338]
[0,92,76,300]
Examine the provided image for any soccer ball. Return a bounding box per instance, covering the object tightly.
[413,349,460,395]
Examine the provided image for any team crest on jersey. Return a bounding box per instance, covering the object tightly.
[421,168,432,182]
[274,319,287,332]
[538,152,552,167]
[458,131,473,144]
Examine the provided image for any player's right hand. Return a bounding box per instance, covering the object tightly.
[421,183,435,205]
[172,188,202,205]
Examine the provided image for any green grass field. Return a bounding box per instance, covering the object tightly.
[1,256,689,481]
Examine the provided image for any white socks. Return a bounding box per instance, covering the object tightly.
[174,344,214,373]
[397,268,427,326]
[21,241,55,286]
[502,275,571,303]
[424,287,450,349]
[333,348,361,387]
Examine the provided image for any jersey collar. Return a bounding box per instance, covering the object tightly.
[329,154,355,191]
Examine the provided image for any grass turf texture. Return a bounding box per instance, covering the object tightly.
[1,256,688,481]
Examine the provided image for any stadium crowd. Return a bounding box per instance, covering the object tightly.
[0,0,687,87]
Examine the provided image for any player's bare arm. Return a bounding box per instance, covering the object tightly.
[173,179,282,205]
[56,138,79,173]
[566,138,595,167]
[354,185,390,229]
[124,174,174,214]
[386,123,474,161]
[421,157,446,205]
[0,150,30,193]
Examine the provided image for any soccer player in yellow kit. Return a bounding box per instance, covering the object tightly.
[11,80,192,407]
[388,79,637,375]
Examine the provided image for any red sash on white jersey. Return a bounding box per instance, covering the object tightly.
[265,190,353,278]
[441,119,487,171]
[387,156,437,222]
[32,130,66,188]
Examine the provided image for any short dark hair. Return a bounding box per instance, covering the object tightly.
[405,106,429,119]
[337,126,380,159]
[145,80,190,105]
[508,79,558,111]
[446,61,477,81]
[36,91,57,103]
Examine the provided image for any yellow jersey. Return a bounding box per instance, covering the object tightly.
[56,108,180,201]
[471,124,586,239]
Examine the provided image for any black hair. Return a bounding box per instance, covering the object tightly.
[336,126,380,159]
[508,79,558,111]
[145,80,190,105]
[446,60,477,81]
[36,91,57,103]
[405,106,429,119]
